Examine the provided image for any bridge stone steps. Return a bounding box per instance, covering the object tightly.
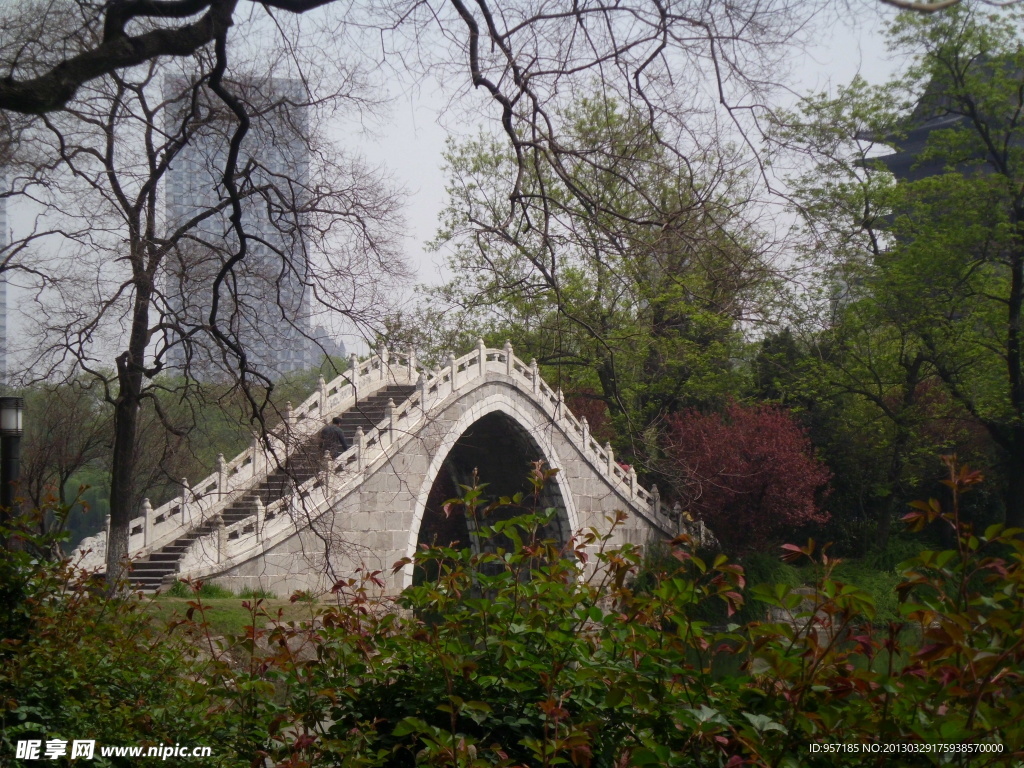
[335,384,417,444]
[126,383,417,591]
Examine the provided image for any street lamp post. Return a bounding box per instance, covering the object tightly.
[0,396,24,517]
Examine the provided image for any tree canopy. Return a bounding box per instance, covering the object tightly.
[779,3,1024,531]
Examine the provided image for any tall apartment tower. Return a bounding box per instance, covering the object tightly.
[164,78,314,379]
[0,186,7,384]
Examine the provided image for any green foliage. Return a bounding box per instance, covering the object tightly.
[276,465,1023,766]
[4,464,1024,766]
[238,586,276,600]
[779,4,1024,532]
[391,97,763,472]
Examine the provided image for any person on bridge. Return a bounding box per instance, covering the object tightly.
[320,417,350,458]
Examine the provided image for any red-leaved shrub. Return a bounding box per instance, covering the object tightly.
[664,401,831,553]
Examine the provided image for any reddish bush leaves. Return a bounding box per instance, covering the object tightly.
[664,402,831,553]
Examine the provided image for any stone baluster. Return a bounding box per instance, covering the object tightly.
[672,501,684,537]
[251,435,261,477]
[477,338,487,377]
[318,374,328,412]
[447,353,457,391]
[605,442,615,477]
[217,453,227,498]
[284,401,293,429]
[255,498,265,542]
[418,371,428,409]
[356,426,365,471]
[215,515,226,563]
[581,416,590,448]
[408,346,417,380]
[629,466,637,497]
[651,484,661,517]
[142,498,153,548]
[386,398,396,444]
[504,340,514,375]
[380,345,390,379]
[349,352,360,401]
[323,450,333,495]
[556,388,564,419]
[180,478,191,527]
[531,358,539,394]
[104,514,111,544]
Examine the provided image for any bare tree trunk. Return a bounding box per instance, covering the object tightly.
[105,279,151,590]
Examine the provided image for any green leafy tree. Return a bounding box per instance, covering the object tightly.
[778,6,1024,532]
[408,98,768,469]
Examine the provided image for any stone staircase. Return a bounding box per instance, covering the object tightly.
[127,383,418,591]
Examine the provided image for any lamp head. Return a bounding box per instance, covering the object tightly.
[0,397,24,437]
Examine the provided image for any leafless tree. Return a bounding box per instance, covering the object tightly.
[19,380,110,521]
[3,46,406,583]
[878,0,1022,10]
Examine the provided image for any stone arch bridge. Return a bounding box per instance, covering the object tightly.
[77,343,684,595]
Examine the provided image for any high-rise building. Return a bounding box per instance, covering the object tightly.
[0,185,6,384]
[164,77,315,379]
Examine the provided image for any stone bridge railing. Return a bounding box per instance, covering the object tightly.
[169,342,679,581]
[78,342,682,576]
[75,350,418,570]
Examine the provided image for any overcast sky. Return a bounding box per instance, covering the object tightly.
[4,3,906,361]
[351,3,903,291]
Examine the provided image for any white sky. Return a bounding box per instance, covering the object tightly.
[4,3,906,361]
[352,3,903,289]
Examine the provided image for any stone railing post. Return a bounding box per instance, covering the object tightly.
[605,442,615,477]
[255,498,265,542]
[251,435,261,477]
[180,478,191,527]
[531,358,539,394]
[629,466,637,497]
[651,484,661,517]
[503,340,513,375]
[477,338,486,377]
[215,515,226,563]
[447,353,457,391]
[217,453,227,498]
[408,346,417,380]
[556,388,564,418]
[386,398,396,444]
[142,498,153,548]
[318,375,328,412]
[284,401,294,430]
[356,426,365,471]
[349,352,360,401]
[418,371,427,409]
[581,416,590,448]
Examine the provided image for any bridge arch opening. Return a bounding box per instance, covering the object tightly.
[412,410,571,585]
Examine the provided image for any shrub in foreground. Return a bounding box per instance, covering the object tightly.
[2,459,1022,766]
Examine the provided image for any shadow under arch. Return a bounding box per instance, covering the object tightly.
[401,396,579,589]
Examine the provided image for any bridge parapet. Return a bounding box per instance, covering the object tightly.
[167,342,678,583]
[75,348,417,570]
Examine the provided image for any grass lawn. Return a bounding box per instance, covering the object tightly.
[144,596,323,638]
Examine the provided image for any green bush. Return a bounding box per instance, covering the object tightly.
[4,460,1023,767]
[0,513,290,767]
[831,560,902,623]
